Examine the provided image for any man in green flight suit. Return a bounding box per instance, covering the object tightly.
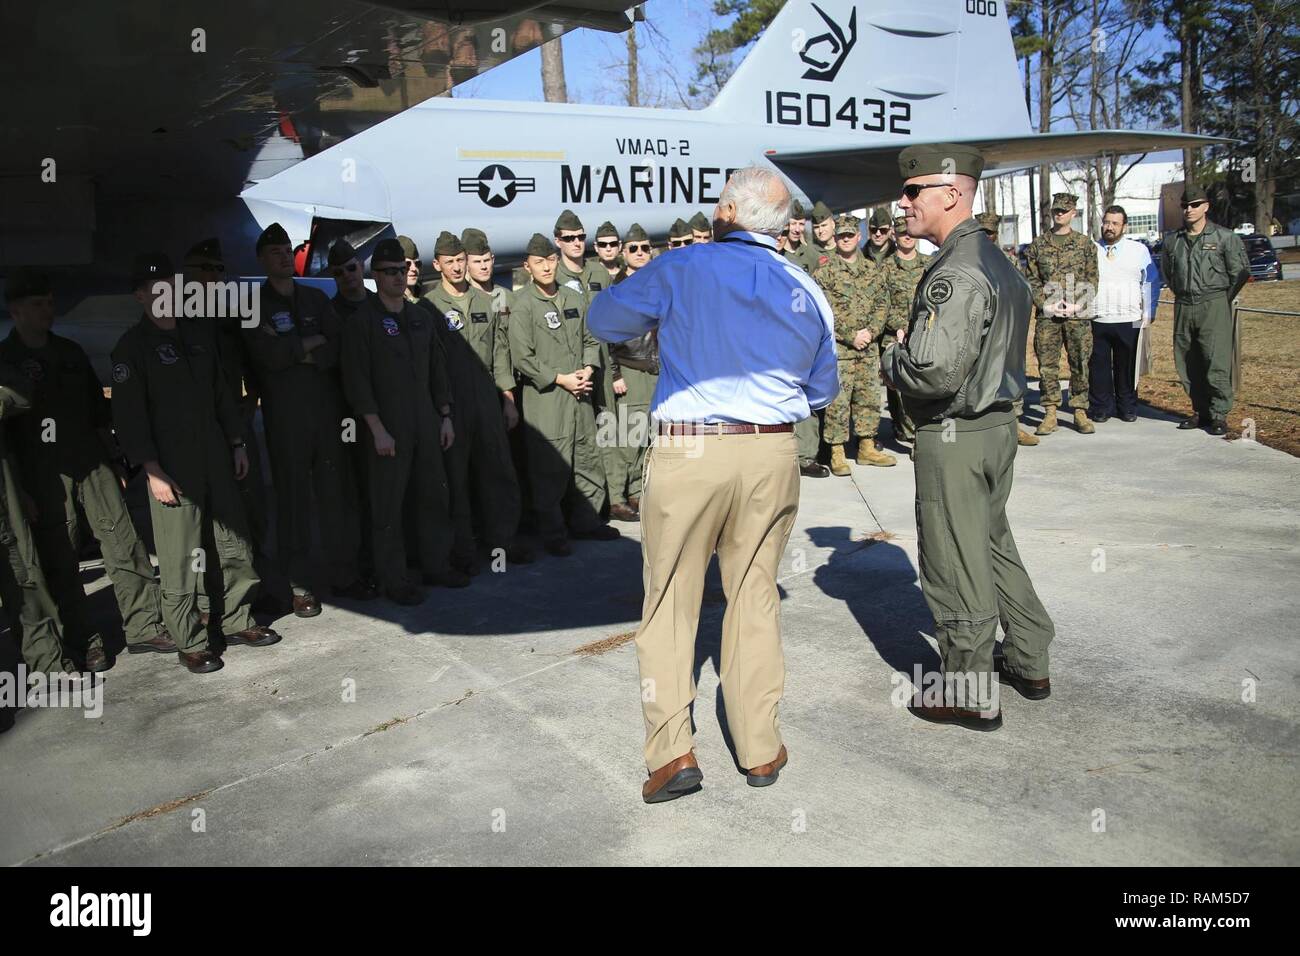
[243,223,367,616]
[2,269,175,673]
[814,214,895,477]
[883,144,1056,730]
[874,214,933,447]
[782,199,818,274]
[553,210,591,298]
[421,231,533,570]
[689,211,713,244]
[788,201,837,477]
[1161,184,1251,436]
[1023,192,1100,436]
[667,218,694,250]
[342,238,469,606]
[111,253,279,675]
[508,233,620,556]
[807,201,837,274]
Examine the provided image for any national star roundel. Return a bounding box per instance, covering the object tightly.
[458,164,536,209]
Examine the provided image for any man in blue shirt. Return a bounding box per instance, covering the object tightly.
[588,166,838,804]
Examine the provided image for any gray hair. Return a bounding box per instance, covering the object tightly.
[719,166,792,237]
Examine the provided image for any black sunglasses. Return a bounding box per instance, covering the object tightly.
[1052,208,1071,215]
[374,266,403,277]
[669,238,693,247]
[595,239,620,248]
[901,183,955,201]
[558,233,586,243]
[195,261,226,273]
[869,227,890,235]
[1181,200,1208,209]
[332,262,359,276]
[625,243,650,253]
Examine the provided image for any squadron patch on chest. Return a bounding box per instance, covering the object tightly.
[444,310,464,331]
[545,310,561,330]
[271,311,294,334]
[112,363,130,384]
[382,316,401,337]
[156,344,179,365]
[925,278,953,305]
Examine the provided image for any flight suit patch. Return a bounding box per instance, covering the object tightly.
[271,311,294,333]
[112,363,131,383]
[156,344,179,365]
[926,278,953,305]
[588,281,603,291]
[563,308,580,321]
[382,317,401,337]
[563,279,583,293]
[545,310,561,330]
[470,312,489,324]
[20,358,43,382]
[444,310,464,331]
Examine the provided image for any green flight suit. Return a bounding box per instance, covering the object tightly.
[0,375,73,674]
[420,283,522,556]
[110,315,260,652]
[508,282,607,540]
[334,290,380,579]
[876,251,932,441]
[815,253,885,446]
[783,240,820,275]
[244,283,358,594]
[883,219,1055,707]
[581,260,642,506]
[1,331,167,656]
[786,240,829,465]
[213,315,269,552]
[342,299,455,591]
[1160,223,1250,420]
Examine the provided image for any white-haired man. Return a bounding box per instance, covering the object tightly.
[588,166,839,804]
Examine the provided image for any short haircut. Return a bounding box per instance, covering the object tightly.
[1104,205,1127,223]
[719,166,792,238]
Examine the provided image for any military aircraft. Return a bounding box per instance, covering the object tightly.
[242,0,1219,274]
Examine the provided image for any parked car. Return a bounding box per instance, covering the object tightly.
[1245,234,1284,282]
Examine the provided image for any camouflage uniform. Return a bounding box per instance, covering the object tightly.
[876,247,932,442]
[1023,198,1098,412]
[814,242,885,446]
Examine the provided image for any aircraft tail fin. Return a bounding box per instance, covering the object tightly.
[706,0,1030,141]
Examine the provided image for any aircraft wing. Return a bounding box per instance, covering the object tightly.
[769,130,1231,191]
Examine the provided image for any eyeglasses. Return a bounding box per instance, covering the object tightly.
[405,258,420,267]
[901,183,954,201]
[625,243,650,253]
[332,262,359,276]
[195,262,225,274]
[558,233,586,243]
[1180,200,1208,209]
[668,238,693,247]
[595,240,620,249]
[374,266,403,277]
[869,227,890,235]
[1052,208,1071,215]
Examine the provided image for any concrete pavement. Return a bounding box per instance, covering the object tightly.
[1,388,1297,866]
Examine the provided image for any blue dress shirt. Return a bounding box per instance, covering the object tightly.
[586,230,839,424]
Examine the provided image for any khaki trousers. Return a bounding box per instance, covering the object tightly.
[636,431,800,772]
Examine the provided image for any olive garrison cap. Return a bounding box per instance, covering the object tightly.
[790,199,807,220]
[868,207,892,228]
[595,221,620,240]
[326,239,357,267]
[668,217,693,239]
[396,235,420,260]
[897,143,985,180]
[554,209,584,233]
[371,238,406,265]
[255,222,291,253]
[975,211,1000,235]
[5,267,52,302]
[623,223,649,243]
[433,231,464,258]
[810,201,834,223]
[1051,193,1078,211]
[461,228,491,255]
[689,211,711,232]
[130,252,174,290]
[525,233,557,258]
[184,237,222,262]
[834,213,861,236]
[1182,183,1209,203]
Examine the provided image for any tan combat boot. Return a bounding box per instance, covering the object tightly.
[857,442,897,467]
[1017,428,1040,447]
[829,444,852,477]
[1035,406,1057,436]
[1074,409,1095,434]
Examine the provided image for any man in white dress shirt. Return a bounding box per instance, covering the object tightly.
[1090,206,1160,422]
[587,166,839,804]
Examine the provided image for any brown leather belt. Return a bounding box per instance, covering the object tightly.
[658,422,794,436]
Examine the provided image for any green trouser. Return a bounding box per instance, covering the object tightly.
[445,386,522,557]
[593,343,620,503]
[795,413,821,465]
[1033,317,1092,411]
[527,397,606,540]
[1173,295,1235,420]
[1,460,72,673]
[598,365,656,505]
[29,463,166,653]
[913,411,1054,708]
[880,333,914,440]
[236,405,270,556]
[149,476,259,653]
[367,434,453,592]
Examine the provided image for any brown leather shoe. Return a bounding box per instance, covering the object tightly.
[225,625,282,647]
[995,658,1051,700]
[745,744,788,788]
[292,592,322,618]
[178,649,223,674]
[609,502,639,522]
[128,631,179,655]
[627,496,640,512]
[642,751,703,804]
[908,704,1003,731]
[84,645,111,673]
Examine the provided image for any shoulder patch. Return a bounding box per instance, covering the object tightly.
[112,363,131,383]
[926,277,954,305]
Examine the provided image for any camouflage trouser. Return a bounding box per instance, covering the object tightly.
[1033,317,1091,411]
[825,357,880,445]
